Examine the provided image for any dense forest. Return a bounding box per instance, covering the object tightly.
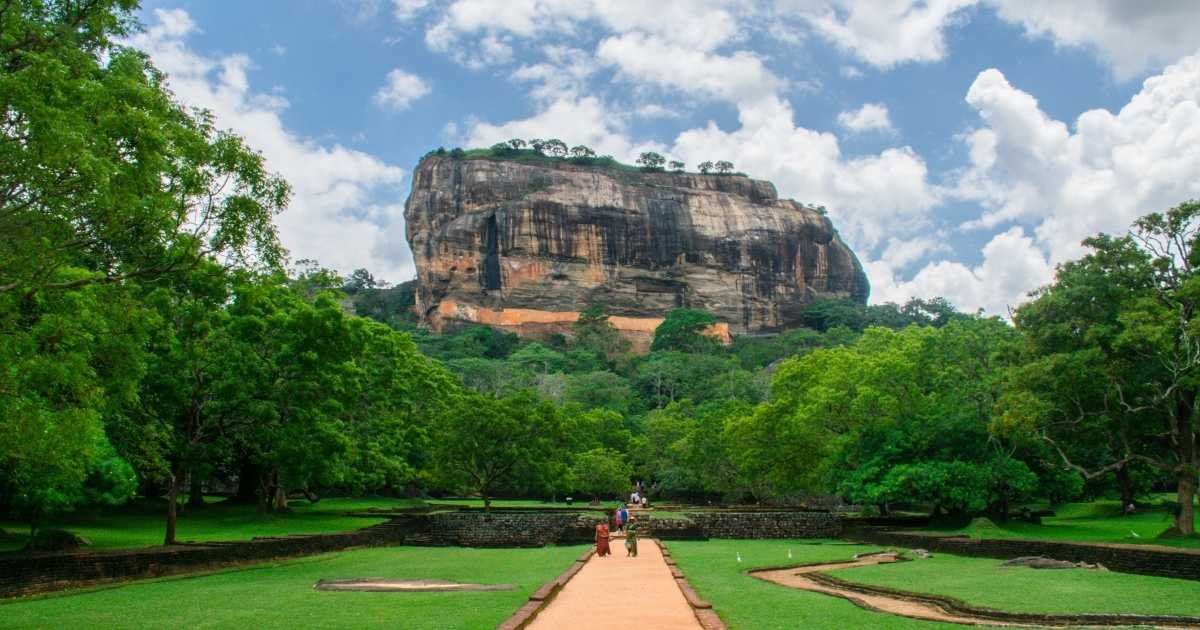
[2,1,1198,546]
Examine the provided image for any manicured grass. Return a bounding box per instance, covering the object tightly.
[922,499,1200,549]
[0,497,422,552]
[0,545,584,629]
[668,539,1200,628]
[666,539,942,629]
[841,553,1200,617]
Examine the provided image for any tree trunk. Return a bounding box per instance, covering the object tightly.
[1177,471,1196,535]
[234,458,260,504]
[270,471,287,512]
[1116,465,1134,510]
[164,467,181,545]
[187,470,205,509]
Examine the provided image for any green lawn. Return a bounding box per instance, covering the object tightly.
[0,545,583,629]
[667,539,1200,628]
[921,499,1200,549]
[666,539,943,629]
[0,497,423,552]
[840,553,1200,617]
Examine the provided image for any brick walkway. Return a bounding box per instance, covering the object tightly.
[527,538,701,630]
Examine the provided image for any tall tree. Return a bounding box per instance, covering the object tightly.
[1007,202,1200,534]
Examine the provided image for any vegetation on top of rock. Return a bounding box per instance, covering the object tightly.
[420,141,746,177]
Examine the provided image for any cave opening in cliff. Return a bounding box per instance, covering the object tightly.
[481,213,502,290]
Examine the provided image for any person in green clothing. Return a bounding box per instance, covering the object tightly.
[625,516,639,557]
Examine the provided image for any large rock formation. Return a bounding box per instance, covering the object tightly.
[404,155,868,350]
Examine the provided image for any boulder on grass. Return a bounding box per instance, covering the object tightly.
[25,529,91,552]
[1001,556,1104,570]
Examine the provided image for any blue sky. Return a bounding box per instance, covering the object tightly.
[131,1,1200,315]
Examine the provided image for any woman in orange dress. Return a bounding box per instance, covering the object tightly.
[595,522,611,557]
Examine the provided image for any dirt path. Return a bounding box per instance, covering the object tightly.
[753,556,1029,627]
[527,538,701,630]
[751,556,1199,629]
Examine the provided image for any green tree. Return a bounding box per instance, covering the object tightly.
[714,160,735,174]
[507,138,527,150]
[565,371,638,416]
[570,448,631,503]
[668,160,685,172]
[651,308,719,353]
[637,151,666,171]
[697,161,714,174]
[0,1,287,296]
[433,391,566,510]
[544,138,568,157]
[1004,202,1200,534]
[569,145,596,159]
[572,304,630,358]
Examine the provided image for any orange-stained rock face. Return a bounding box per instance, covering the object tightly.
[405,155,868,350]
[432,299,731,352]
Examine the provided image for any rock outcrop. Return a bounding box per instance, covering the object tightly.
[404,155,868,350]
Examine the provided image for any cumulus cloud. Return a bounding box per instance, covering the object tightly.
[778,0,975,69]
[671,96,940,251]
[989,0,1200,80]
[597,33,782,107]
[129,9,413,282]
[867,227,1054,314]
[837,102,894,133]
[956,57,1200,265]
[424,0,744,68]
[373,68,432,111]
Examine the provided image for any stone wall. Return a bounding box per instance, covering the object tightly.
[420,511,601,547]
[849,528,1200,582]
[685,511,842,539]
[0,521,411,598]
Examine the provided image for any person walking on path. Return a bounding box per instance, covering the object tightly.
[595,522,611,557]
[617,504,628,533]
[625,517,639,557]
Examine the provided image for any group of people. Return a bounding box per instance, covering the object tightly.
[595,502,639,558]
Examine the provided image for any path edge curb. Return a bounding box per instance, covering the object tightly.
[495,548,595,630]
[659,541,728,630]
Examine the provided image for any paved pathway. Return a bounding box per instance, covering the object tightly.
[527,538,701,630]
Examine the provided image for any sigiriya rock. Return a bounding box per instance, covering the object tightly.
[404,153,869,350]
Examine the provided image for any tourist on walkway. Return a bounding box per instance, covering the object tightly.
[617,503,628,532]
[595,522,611,557]
[625,517,639,557]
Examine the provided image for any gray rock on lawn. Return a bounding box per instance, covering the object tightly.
[909,548,932,559]
[25,529,92,552]
[1001,556,1106,570]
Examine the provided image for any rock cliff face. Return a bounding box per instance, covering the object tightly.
[404,155,868,350]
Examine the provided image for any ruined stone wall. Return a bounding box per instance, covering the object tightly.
[849,528,1200,581]
[685,511,843,539]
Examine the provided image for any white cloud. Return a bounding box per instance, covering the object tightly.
[424,0,744,68]
[634,103,681,120]
[129,9,413,282]
[269,43,286,56]
[837,102,894,133]
[392,0,431,20]
[596,33,782,107]
[840,65,864,79]
[956,58,1200,265]
[373,68,432,111]
[462,96,658,163]
[867,227,1053,314]
[671,96,940,251]
[988,0,1200,80]
[778,0,975,69]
